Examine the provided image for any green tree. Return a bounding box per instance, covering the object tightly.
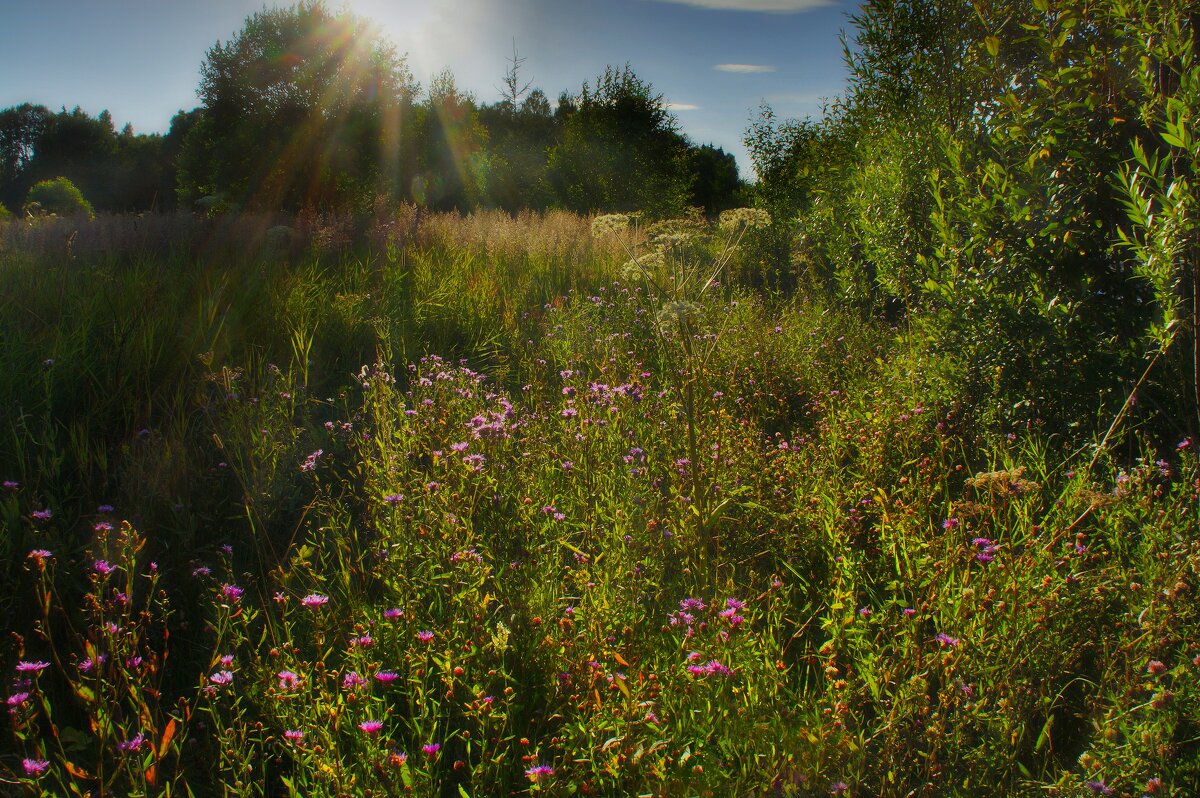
[479,75,559,211]
[0,103,49,210]
[180,0,418,210]
[413,70,489,211]
[25,176,94,217]
[548,65,690,216]
[687,144,742,217]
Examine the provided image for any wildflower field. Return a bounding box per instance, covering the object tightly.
[0,207,1196,798]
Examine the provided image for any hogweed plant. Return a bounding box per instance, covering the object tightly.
[618,210,770,567]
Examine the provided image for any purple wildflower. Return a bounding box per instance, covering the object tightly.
[209,670,234,686]
[526,764,555,782]
[374,670,399,684]
[15,661,49,673]
[30,509,52,522]
[26,549,52,566]
[358,719,384,735]
[22,758,49,776]
[416,630,434,643]
[300,449,323,472]
[94,560,117,576]
[117,733,146,752]
[221,584,244,603]
[422,742,440,757]
[277,670,300,690]
[936,633,960,648]
[301,593,329,608]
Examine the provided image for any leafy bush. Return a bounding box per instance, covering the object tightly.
[24,176,94,218]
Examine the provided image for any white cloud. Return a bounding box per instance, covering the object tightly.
[653,0,834,12]
[714,63,777,74]
[666,102,700,111]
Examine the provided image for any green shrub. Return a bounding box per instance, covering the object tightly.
[0,202,11,220]
[24,176,95,218]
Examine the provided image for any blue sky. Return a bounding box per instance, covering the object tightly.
[0,0,855,176]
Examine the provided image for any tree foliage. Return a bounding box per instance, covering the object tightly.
[180,0,418,210]
[25,176,94,217]
[748,0,1198,438]
[548,65,691,216]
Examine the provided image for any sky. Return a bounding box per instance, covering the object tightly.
[0,0,857,177]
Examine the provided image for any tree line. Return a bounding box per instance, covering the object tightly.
[0,2,742,219]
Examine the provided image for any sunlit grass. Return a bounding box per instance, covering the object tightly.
[1,209,1196,797]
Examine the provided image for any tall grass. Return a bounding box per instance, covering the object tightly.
[0,210,1196,796]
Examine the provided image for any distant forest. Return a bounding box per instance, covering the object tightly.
[0,5,744,219]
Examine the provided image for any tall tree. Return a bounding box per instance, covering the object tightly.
[0,103,49,211]
[180,0,418,210]
[548,65,690,216]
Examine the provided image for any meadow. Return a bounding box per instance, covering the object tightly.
[0,207,1196,797]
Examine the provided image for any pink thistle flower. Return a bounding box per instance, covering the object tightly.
[26,549,52,566]
[209,670,234,686]
[220,584,244,603]
[94,560,117,576]
[284,729,304,743]
[300,449,323,472]
[383,608,403,619]
[422,742,440,757]
[301,593,329,608]
[936,633,960,648]
[526,764,555,782]
[358,719,384,735]
[416,630,434,643]
[117,733,146,752]
[22,758,49,776]
[7,692,30,706]
[30,509,52,522]
[342,671,367,689]
[277,670,300,690]
[374,670,399,684]
[15,661,49,673]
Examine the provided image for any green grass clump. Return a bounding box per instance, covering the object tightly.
[1,211,1196,797]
